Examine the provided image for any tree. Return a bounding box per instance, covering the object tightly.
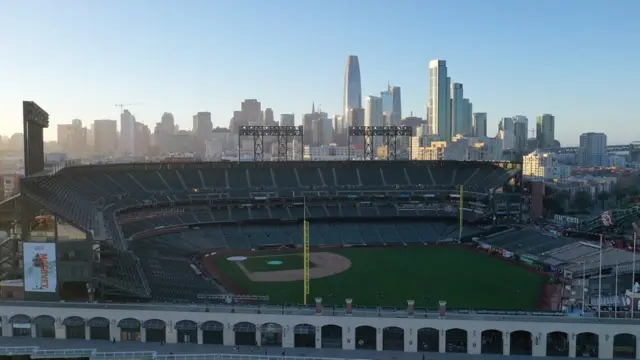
[597,191,610,211]
[543,195,563,215]
[555,190,571,209]
[572,191,593,211]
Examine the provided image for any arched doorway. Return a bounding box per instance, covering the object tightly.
[233,322,256,346]
[201,321,224,345]
[118,318,141,342]
[260,323,283,347]
[614,333,637,359]
[481,329,503,354]
[175,320,197,344]
[510,330,532,355]
[547,331,569,357]
[382,327,404,351]
[142,319,166,343]
[321,325,342,348]
[32,315,55,338]
[446,328,467,353]
[576,332,599,358]
[355,326,376,350]
[9,314,31,337]
[62,316,86,339]
[293,324,316,348]
[417,327,439,352]
[87,317,110,340]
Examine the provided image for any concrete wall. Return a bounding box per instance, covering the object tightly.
[1,303,639,359]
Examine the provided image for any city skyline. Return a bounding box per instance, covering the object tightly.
[1,0,639,146]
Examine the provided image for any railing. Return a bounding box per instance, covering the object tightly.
[93,351,156,359]
[0,348,372,360]
[0,346,38,355]
[32,348,96,359]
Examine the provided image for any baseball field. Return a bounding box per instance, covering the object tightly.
[211,245,546,309]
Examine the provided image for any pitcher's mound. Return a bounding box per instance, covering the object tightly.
[237,252,351,282]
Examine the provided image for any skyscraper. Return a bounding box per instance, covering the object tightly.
[428,60,451,138]
[381,90,393,113]
[512,116,529,153]
[389,86,402,125]
[472,113,487,137]
[364,96,383,148]
[343,56,362,124]
[450,83,464,139]
[93,119,118,155]
[578,132,607,166]
[120,110,135,156]
[280,114,295,127]
[263,108,275,126]
[536,114,555,148]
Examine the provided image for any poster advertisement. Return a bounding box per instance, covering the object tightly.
[23,242,57,293]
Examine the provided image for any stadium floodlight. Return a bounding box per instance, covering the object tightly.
[237,125,303,161]
[347,126,413,160]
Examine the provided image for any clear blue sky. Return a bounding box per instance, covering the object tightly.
[1,0,638,146]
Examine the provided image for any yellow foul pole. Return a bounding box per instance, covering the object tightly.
[303,198,310,305]
[459,185,464,241]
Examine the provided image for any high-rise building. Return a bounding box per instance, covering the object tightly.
[536,114,555,148]
[343,56,362,123]
[120,110,136,155]
[450,83,465,139]
[463,99,472,136]
[428,60,451,138]
[365,96,383,148]
[57,119,87,155]
[512,116,529,153]
[93,119,118,155]
[264,108,275,126]
[472,113,487,138]
[347,108,365,127]
[160,113,175,135]
[193,112,213,155]
[389,86,402,125]
[578,132,607,166]
[280,114,295,127]
[381,90,393,113]
[134,122,151,157]
[241,99,262,125]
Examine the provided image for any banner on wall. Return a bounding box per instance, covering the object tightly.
[501,249,514,259]
[23,242,57,293]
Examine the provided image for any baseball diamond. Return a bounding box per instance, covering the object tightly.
[206,244,545,308]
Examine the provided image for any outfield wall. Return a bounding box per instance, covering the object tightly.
[0,301,638,359]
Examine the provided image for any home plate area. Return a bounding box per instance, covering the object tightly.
[233,252,351,282]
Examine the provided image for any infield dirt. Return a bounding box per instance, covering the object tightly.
[236,252,351,282]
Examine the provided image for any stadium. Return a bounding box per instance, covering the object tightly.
[2,157,640,359]
[12,160,532,309]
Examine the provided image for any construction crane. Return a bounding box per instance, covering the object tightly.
[115,103,142,114]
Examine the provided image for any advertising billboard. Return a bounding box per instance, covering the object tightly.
[23,242,57,293]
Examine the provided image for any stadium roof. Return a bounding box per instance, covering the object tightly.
[482,228,577,256]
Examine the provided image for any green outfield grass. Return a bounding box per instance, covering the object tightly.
[240,253,312,272]
[215,246,545,309]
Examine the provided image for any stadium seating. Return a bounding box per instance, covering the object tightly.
[20,161,516,301]
[133,245,221,302]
